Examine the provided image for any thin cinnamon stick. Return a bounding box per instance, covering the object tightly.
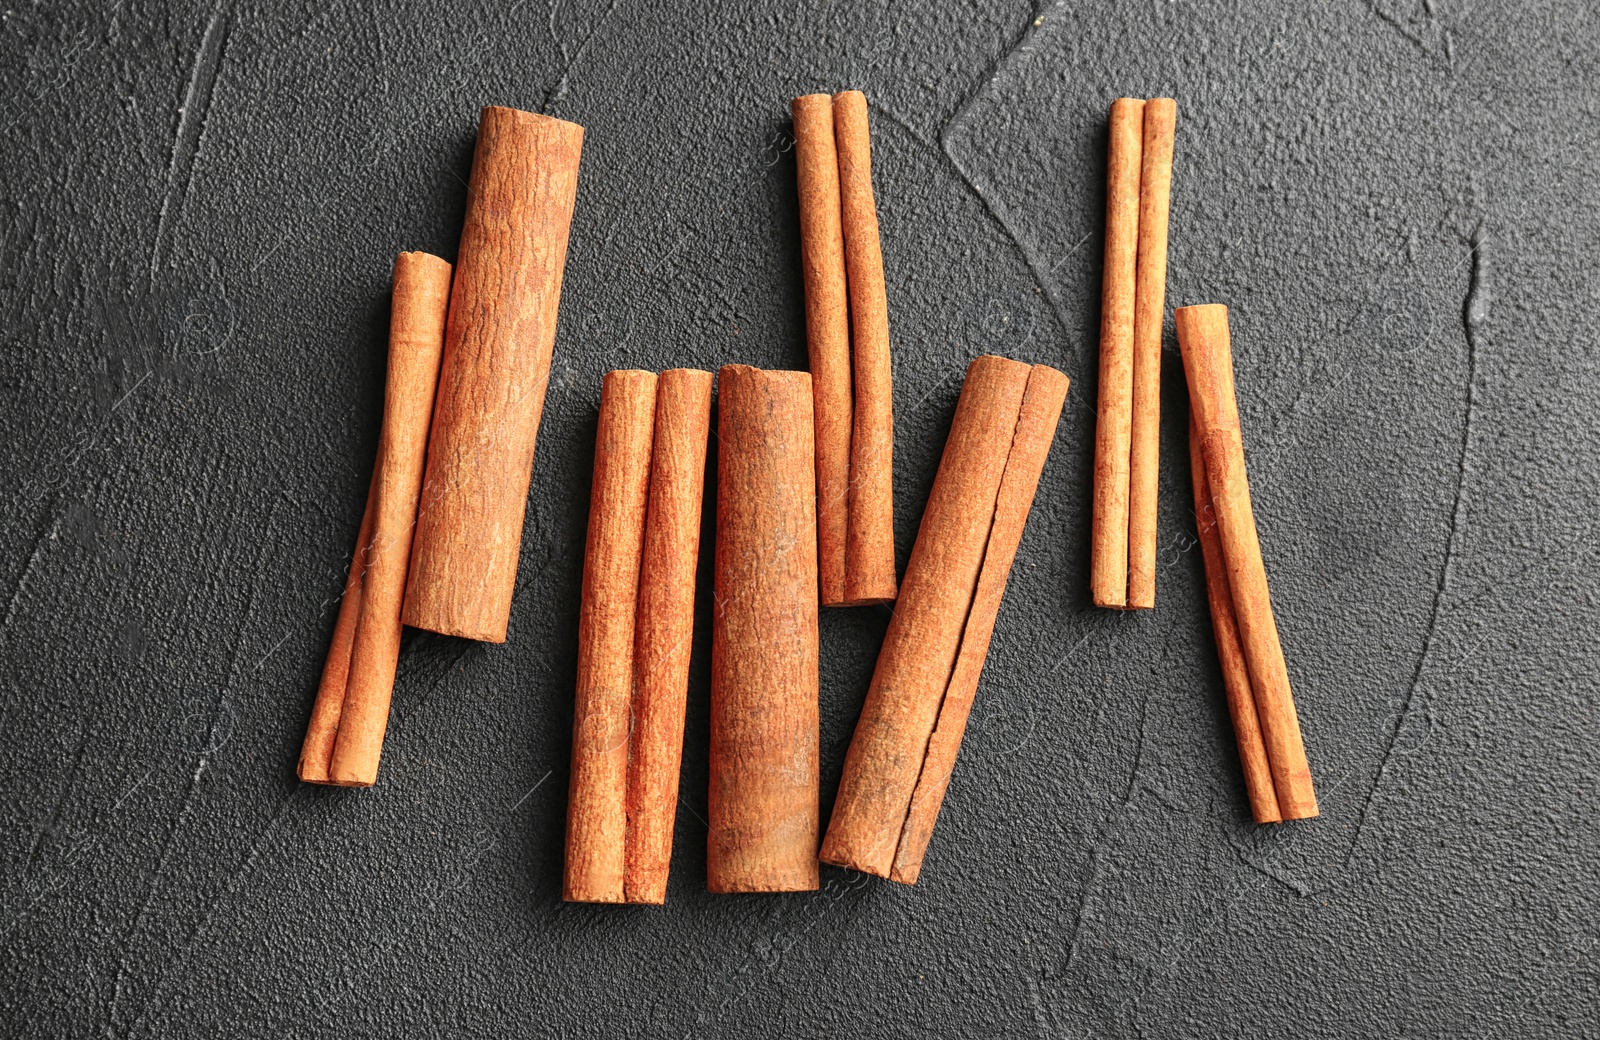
[708,365,820,893]
[821,355,1069,882]
[1176,303,1317,820]
[1126,98,1177,609]
[833,89,898,606]
[566,370,658,903]
[1089,97,1145,609]
[404,106,585,643]
[302,251,452,787]
[625,368,713,905]
[1189,419,1280,824]
[792,93,852,607]
[298,472,376,783]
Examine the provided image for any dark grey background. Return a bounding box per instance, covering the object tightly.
[3,0,1597,1036]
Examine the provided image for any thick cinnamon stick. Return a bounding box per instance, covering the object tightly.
[1189,420,1280,824]
[566,371,658,903]
[708,365,820,893]
[1176,304,1317,821]
[302,252,452,786]
[821,355,1069,882]
[792,94,852,607]
[297,472,376,783]
[1090,97,1145,609]
[404,106,585,643]
[833,90,898,606]
[1126,98,1177,610]
[625,368,713,905]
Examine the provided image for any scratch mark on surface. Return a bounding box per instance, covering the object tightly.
[104,495,278,1036]
[2,505,60,642]
[149,3,232,284]
[1346,220,1486,870]
[26,724,88,872]
[542,0,625,113]
[509,770,554,812]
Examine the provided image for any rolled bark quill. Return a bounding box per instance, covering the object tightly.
[564,369,712,904]
[821,356,1070,883]
[708,365,820,893]
[1091,97,1176,610]
[791,90,897,607]
[1189,421,1280,823]
[300,251,453,786]
[1176,303,1317,821]
[403,106,585,643]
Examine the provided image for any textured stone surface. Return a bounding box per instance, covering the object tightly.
[3,1,1598,1036]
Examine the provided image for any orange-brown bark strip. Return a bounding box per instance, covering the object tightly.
[404,106,585,643]
[1126,98,1177,610]
[708,366,820,894]
[565,371,658,903]
[1090,97,1145,609]
[1176,303,1318,820]
[833,90,898,606]
[322,252,453,787]
[298,472,377,783]
[820,355,1033,878]
[889,362,1070,884]
[623,368,713,905]
[1189,419,1281,824]
[792,93,852,606]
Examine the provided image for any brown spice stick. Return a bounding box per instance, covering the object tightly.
[889,363,1070,883]
[821,355,1067,880]
[624,368,713,905]
[1126,98,1177,610]
[566,371,658,903]
[708,365,820,894]
[1176,304,1318,820]
[792,93,852,607]
[404,106,584,643]
[1090,97,1145,609]
[297,472,377,783]
[1189,419,1281,824]
[833,89,898,606]
[324,252,453,786]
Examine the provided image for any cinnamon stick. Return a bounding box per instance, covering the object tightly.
[1126,98,1177,609]
[297,472,376,783]
[566,371,658,903]
[833,89,897,606]
[625,369,713,904]
[1189,420,1280,823]
[792,93,852,607]
[708,365,820,893]
[1089,97,1145,609]
[821,356,1069,882]
[1176,303,1317,821]
[404,106,585,643]
[301,251,452,787]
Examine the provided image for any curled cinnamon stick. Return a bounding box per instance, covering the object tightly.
[625,369,713,904]
[792,90,897,608]
[298,472,376,783]
[821,356,1069,882]
[1176,303,1317,821]
[708,365,820,894]
[792,93,852,607]
[833,90,897,607]
[566,371,658,903]
[1126,98,1177,609]
[301,251,452,787]
[1090,97,1145,609]
[1189,420,1280,823]
[404,106,585,643]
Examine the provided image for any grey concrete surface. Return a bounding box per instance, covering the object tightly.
[2,1,1597,1036]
